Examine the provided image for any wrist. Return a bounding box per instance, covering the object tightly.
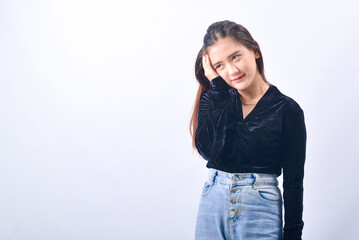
[209,74,220,81]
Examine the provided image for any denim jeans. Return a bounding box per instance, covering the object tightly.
[195,168,283,240]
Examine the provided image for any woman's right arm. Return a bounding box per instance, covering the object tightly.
[195,76,236,160]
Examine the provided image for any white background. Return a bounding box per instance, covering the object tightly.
[1,0,358,239]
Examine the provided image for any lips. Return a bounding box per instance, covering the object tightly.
[232,74,245,82]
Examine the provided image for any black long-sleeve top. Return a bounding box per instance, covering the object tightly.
[195,76,307,240]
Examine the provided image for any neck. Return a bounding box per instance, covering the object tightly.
[237,73,269,103]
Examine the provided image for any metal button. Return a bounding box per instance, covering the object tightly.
[229,210,236,215]
[233,176,239,182]
[230,188,237,193]
[230,199,236,204]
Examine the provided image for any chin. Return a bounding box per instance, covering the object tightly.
[231,82,247,91]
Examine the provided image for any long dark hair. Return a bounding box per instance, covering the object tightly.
[189,20,270,150]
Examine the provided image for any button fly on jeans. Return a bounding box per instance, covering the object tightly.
[229,210,237,215]
[230,199,240,204]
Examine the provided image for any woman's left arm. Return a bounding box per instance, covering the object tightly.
[282,105,307,240]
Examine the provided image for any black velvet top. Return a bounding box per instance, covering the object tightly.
[195,76,307,240]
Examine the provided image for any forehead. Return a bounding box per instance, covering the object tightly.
[207,37,249,59]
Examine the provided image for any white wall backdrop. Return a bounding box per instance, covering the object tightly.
[1,0,358,239]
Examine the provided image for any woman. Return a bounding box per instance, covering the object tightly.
[189,20,307,240]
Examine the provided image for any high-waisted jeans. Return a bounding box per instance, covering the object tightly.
[195,168,283,240]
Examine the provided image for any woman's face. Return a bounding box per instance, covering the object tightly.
[207,37,261,90]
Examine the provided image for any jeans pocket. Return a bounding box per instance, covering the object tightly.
[255,185,281,204]
[201,181,212,196]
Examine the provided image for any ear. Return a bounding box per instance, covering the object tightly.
[254,51,260,59]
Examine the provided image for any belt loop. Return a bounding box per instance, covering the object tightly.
[252,173,259,189]
[208,169,217,185]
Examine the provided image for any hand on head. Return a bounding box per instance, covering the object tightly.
[202,54,219,81]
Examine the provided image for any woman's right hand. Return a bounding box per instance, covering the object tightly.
[202,54,219,81]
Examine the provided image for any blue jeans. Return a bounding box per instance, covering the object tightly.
[195,168,283,240]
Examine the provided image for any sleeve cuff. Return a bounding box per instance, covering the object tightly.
[210,76,230,90]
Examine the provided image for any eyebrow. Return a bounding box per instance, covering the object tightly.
[212,50,241,67]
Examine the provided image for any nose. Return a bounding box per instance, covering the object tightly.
[228,64,239,76]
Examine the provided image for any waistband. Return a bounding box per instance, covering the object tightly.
[207,168,278,186]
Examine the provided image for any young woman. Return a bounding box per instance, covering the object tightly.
[190,20,307,240]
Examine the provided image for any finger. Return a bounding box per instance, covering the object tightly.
[207,55,214,69]
[206,55,214,72]
[206,54,213,71]
[202,54,206,67]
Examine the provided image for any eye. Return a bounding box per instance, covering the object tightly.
[232,55,240,61]
[215,64,223,69]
